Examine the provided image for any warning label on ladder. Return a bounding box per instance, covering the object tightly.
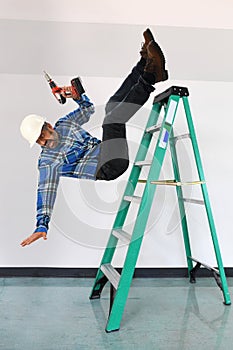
[159,128,169,149]
[165,100,178,125]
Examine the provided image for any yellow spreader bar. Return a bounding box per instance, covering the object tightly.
[138,179,205,186]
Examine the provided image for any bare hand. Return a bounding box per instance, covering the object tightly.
[20,232,47,247]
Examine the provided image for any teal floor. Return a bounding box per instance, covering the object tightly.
[0,277,232,350]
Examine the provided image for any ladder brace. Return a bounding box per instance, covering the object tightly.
[189,257,223,292]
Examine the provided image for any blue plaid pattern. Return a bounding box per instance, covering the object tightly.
[34,95,101,234]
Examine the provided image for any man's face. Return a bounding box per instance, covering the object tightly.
[36,123,60,149]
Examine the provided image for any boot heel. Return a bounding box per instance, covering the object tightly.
[162,70,169,81]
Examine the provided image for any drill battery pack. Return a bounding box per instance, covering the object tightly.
[71,77,85,96]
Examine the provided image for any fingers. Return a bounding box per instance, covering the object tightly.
[61,86,73,98]
[20,232,47,247]
[61,86,80,99]
[20,239,28,247]
[20,235,36,247]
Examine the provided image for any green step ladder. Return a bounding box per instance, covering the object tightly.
[90,86,231,332]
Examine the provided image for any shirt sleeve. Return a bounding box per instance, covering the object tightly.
[34,162,61,234]
[65,94,95,126]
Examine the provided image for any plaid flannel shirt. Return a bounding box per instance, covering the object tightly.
[34,95,101,234]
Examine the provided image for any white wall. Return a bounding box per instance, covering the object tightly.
[1,0,233,267]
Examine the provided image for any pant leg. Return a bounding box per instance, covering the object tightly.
[96,123,129,180]
[95,52,156,181]
[104,75,155,125]
[105,59,145,114]
[96,74,155,181]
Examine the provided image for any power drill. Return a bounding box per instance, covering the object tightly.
[43,71,85,104]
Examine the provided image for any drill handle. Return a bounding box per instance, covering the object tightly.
[52,86,66,104]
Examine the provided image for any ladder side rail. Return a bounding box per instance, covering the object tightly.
[169,128,193,273]
[113,101,163,227]
[105,96,180,332]
[89,103,162,300]
[182,96,231,305]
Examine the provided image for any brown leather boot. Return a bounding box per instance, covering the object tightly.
[140,28,154,59]
[144,40,168,82]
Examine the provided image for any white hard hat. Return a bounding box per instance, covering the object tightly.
[20,114,46,147]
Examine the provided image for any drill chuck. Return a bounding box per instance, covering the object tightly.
[43,70,66,104]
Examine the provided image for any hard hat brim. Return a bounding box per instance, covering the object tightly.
[29,119,46,147]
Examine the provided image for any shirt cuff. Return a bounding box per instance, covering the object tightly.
[34,226,48,234]
[73,94,90,104]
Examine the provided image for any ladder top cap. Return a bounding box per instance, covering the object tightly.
[153,86,189,104]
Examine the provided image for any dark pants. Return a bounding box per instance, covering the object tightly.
[96,60,155,181]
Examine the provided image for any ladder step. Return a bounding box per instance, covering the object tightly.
[112,229,131,244]
[124,195,142,203]
[135,160,152,167]
[180,197,205,205]
[146,123,162,134]
[153,86,189,104]
[170,133,190,143]
[100,264,120,290]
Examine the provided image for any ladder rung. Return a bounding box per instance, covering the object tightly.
[100,264,120,290]
[135,160,152,167]
[188,257,220,275]
[124,195,142,203]
[138,179,148,184]
[150,180,205,186]
[180,197,204,205]
[170,133,190,142]
[112,229,131,244]
[146,123,162,133]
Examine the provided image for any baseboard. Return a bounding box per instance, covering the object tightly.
[0,267,233,278]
